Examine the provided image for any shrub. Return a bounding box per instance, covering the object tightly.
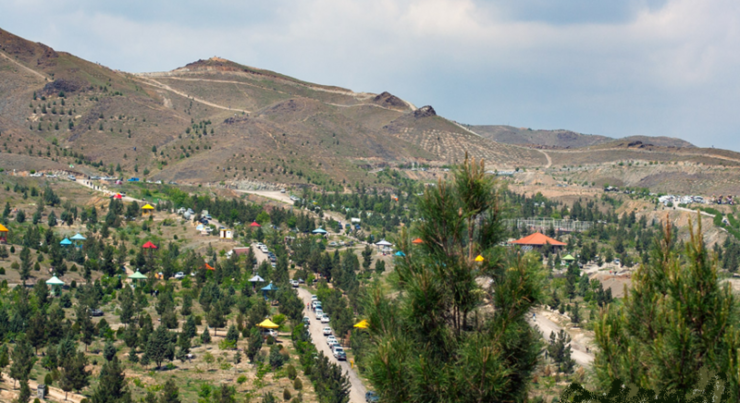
[287,364,297,380]
[237,375,247,384]
[293,377,302,390]
[283,388,291,401]
[44,373,53,386]
[0,268,5,275]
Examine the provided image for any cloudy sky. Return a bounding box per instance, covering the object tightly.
[2,0,739,149]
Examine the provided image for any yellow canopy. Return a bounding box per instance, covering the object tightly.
[475,255,485,262]
[257,319,280,329]
[0,223,7,232]
[353,319,369,329]
[142,204,155,210]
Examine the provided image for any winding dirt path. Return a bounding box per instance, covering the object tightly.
[0,51,48,81]
[135,76,250,113]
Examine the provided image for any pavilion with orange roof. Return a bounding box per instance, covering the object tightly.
[510,232,565,250]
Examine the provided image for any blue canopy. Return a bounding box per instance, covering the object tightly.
[261,282,278,291]
[395,251,406,257]
[60,238,72,246]
[71,233,86,241]
[312,228,328,234]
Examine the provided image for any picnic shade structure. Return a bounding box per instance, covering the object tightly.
[257,319,279,329]
[141,204,155,215]
[250,221,261,228]
[394,251,406,257]
[71,233,86,249]
[45,276,65,296]
[60,238,72,247]
[142,241,157,249]
[0,223,8,243]
[376,239,392,247]
[311,227,328,235]
[203,263,215,271]
[128,270,147,287]
[261,282,278,300]
[354,319,370,329]
[563,254,576,262]
[196,224,205,231]
[249,274,265,283]
[475,255,485,262]
[113,193,123,199]
[411,238,423,245]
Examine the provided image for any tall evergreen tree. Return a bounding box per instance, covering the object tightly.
[146,325,175,369]
[9,337,35,388]
[159,379,181,403]
[90,357,131,403]
[363,155,545,403]
[59,352,90,401]
[594,217,740,398]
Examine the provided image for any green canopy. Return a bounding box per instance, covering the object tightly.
[45,276,65,286]
[128,271,147,280]
[562,254,576,261]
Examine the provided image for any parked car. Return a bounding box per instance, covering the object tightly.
[89,308,104,317]
[298,278,305,284]
[303,317,311,326]
[333,347,346,361]
[264,329,278,338]
[174,272,185,280]
[326,336,337,346]
[365,392,380,403]
[321,315,330,324]
[328,339,340,349]
[315,309,324,319]
[291,280,299,288]
[311,295,318,301]
[323,327,332,336]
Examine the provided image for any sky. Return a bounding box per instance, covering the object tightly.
[2,0,740,150]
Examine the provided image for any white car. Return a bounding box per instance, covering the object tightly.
[311,295,318,301]
[321,315,330,324]
[323,327,332,336]
[315,309,324,320]
[174,272,185,280]
[264,329,278,338]
[328,339,340,349]
[326,336,337,346]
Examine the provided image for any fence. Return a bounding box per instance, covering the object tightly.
[504,218,593,233]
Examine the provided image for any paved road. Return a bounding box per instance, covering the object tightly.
[528,309,594,367]
[296,287,367,403]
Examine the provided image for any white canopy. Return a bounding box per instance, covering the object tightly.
[248,275,265,283]
[376,239,393,247]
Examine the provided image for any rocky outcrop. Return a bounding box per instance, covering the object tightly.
[372,91,408,109]
[414,105,436,118]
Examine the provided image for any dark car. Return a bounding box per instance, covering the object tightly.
[365,391,380,402]
[89,309,104,317]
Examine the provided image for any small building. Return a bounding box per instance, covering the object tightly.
[510,232,566,251]
[219,229,233,240]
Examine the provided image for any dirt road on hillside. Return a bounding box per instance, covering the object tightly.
[528,309,594,367]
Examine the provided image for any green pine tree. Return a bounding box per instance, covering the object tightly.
[593,217,740,398]
[363,155,546,402]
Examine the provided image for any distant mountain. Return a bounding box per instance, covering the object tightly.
[471,125,694,149]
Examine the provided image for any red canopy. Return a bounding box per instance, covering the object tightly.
[114,194,123,199]
[142,241,158,249]
[411,238,423,245]
[250,222,261,227]
[204,263,215,271]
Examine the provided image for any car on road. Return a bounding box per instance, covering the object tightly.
[311,295,318,301]
[321,315,330,324]
[326,335,337,345]
[291,280,299,288]
[333,347,346,361]
[328,339,340,349]
[89,308,104,317]
[174,272,185,280]
[315,309,324,319]
[298,278,305,284]
[303,317,310,326]
[311,300,321,309]
[365,392,380,402]
[323,327,332,336]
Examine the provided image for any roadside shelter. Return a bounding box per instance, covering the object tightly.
[46,276,65,296]
[142,204,155,216]
[510,232,566,251]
